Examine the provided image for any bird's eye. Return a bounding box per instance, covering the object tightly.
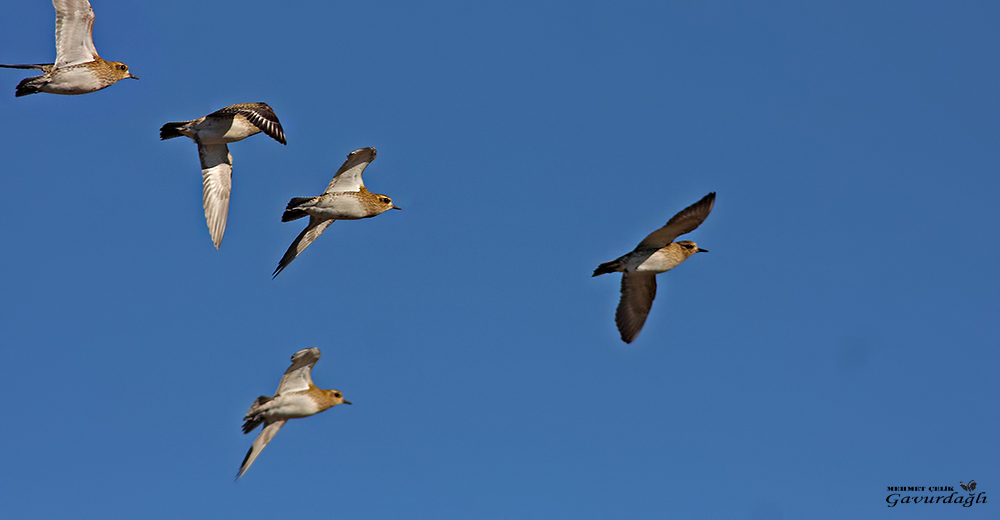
[683,243,693,249]
[381,197,390,203]
[118,64,127,71]
[334,392,342,398]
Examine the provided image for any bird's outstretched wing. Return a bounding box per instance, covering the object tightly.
[53,0,98,67]
[210,102,286,145]
[637,192,716,249]
[615,271,658,344]
[235,419,286,480]
[0,63,54,71]
[276,347,322,394]
[272,217,334,278]
[324,147,376,194]
[197,143,233,249]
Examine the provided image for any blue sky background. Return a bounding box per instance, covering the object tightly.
[1,1,997,518]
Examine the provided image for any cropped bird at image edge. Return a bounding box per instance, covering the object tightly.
[0,0,137,97]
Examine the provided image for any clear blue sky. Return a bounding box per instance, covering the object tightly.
[1,1,997,518]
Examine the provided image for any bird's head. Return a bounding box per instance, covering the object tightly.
[374,193,402,213]
[110,61,138,80]
[326,389,352,406]
[676,240,707,257]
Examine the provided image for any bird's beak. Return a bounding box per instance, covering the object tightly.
[128,73,139,80]
[343,400,353,405]
[697,248,708,253]
[392,205,402,210]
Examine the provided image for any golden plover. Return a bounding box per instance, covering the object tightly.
[237,347,351,480]
[0,0,137,97]
[273,147,400,277]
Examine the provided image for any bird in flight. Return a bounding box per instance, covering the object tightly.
[273,147,400,277]
[593,192,716,343]
[0,0,137,96]
[160,102,286,248]
[237,347,351,480]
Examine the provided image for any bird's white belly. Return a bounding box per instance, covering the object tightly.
[307,194,370,219]
[42,68,104,94]
[633,249,682,273]
[195,118,260,143]
[266,393,322,419]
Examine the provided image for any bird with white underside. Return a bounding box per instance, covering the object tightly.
[237,347,351,480]
[0,0,137,97]
[593,192,716,343]
[159,102,286,249]
[273,147,401,277]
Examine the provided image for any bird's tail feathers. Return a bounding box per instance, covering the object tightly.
[13,75,45,97]
[281,197,313,222]
[242,415,264,434]
[159,122,187,140]
[241,395,273,434]
[592,258,625,277]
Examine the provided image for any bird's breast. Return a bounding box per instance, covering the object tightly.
[41,66,106,94]
[632,247,686,273]
[193,117,261,144]
[306,193,377,220]
[263,393,324,419]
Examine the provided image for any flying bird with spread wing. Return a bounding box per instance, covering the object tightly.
[0,0,137,96]
[272,147,400,277]
[160,102,286,248]
[237,347,351,480]
[593,192,716,343]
